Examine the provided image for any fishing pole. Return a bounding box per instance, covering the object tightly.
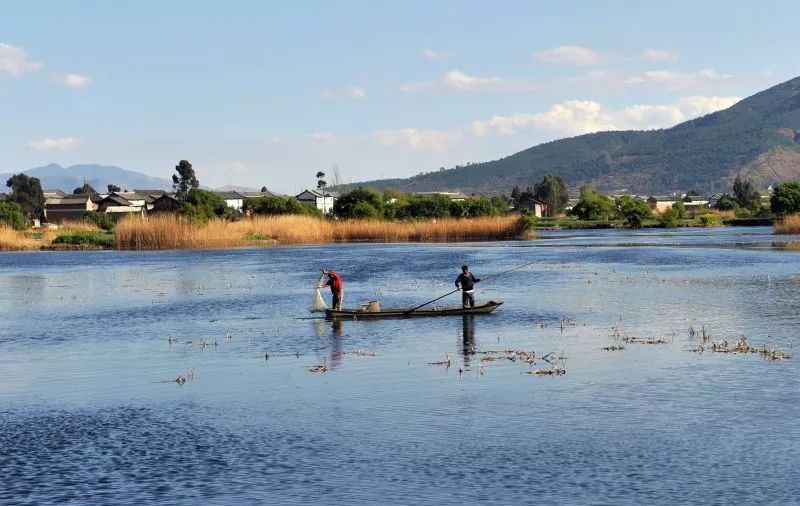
[404,260,538,315]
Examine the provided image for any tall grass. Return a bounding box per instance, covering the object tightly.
[774,213,800,234]
[0,226,35,251]
[115,215,532,250]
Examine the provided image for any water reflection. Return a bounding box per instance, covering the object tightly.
[312,319,345,370]
[461,315,476,367]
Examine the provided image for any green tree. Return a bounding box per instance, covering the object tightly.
[510,186,522,207]
[181,189,238,222]
[771,182,800,215]
[73,183,96,194]
[316,171,327,190]
[672,200,686,219]
[333,188,384,218]
[172,160,199,202]
[571,186,616,221]
[715,193,739,211]
[107,184,121,193]
[733,174,760,210]
[0,202,26,230]
[6,173,45,221]
[533,174,569,217]
[616,195,652,228]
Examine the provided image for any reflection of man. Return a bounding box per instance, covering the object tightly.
[318,270,344,310]
[462,315,476,366]
[455,265,480,308]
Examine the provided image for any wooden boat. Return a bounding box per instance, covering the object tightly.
[325,300,503,319]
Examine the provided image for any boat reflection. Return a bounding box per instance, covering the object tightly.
[312,319,345,370]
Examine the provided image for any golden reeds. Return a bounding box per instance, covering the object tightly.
[114,214,531,250]
[774,213,800,235]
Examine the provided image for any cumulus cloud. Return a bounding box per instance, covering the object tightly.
[533,45,603,66]
[28,137,80,151]
[0,42,43,76]
[401,70,538,93]
[320,85,365,99]
[471,95,740,137]
[642,49,680,62]
[369,128,463,152]
[63,73,92,88]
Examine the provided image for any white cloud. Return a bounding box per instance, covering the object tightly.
[471,95,740,137]
[401,70,538,93]
[624,68,732,89]
[676,95,740,116]
[420,48,454,60]
[63,73,92,88]
[307,132,340,143]
[642,49,680,62]
[320,85,365,99]
[533,45,603,66]
[369,128,463,152]
[28,137,80,151]
[0,42,43,76]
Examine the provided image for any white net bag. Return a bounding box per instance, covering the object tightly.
[311,270,328,312]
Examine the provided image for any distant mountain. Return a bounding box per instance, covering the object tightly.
[213,185,263,193]
[346,76,800,195]
[0,164,173,193]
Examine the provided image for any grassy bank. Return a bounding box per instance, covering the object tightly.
[114,214,534,250]
[774,214,800,234]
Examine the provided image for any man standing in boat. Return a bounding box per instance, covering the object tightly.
[319,270,344,310]
[455,265,480,308]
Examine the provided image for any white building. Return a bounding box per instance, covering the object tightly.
[296,189,338,214]
[213,191,246,212]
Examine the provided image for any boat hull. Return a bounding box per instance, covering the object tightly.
[325,301,503,319]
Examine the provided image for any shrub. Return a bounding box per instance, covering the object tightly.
[245,196,323,218]
[657,208,679,228]
[0,202,26,230]
[84,210,115,231]
[698,213,721,227]
[52,231,114,247]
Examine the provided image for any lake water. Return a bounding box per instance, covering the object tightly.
[2,227,800,505]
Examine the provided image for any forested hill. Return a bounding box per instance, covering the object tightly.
[348,75,800,195]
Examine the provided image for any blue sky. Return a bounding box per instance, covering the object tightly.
[1,0,798,193]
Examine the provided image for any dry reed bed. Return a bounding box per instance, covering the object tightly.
[0,221,101,251]
[114,215,529,250]
[774,213,800,234]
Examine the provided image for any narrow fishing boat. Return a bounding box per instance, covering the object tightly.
[325,300,503,319]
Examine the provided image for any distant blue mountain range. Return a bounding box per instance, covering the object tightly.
[0,164,174,193]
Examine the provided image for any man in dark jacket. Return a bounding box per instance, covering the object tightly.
[319,270,344,310]
[455,265,480,308]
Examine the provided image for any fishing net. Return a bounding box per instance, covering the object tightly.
[311,270,328,312]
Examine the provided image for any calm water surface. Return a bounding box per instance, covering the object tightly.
[1,227,800,504]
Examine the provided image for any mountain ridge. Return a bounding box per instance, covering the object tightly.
[344,76,800,195]
[0,164,173,193]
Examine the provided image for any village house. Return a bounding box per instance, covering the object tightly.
[97,192,146,219]
[44,194,101,223]
[681,195,710,214]
[647,196,678,213]
[213,191,246,212]
[296,189,338,213]
[150,193,181,213]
